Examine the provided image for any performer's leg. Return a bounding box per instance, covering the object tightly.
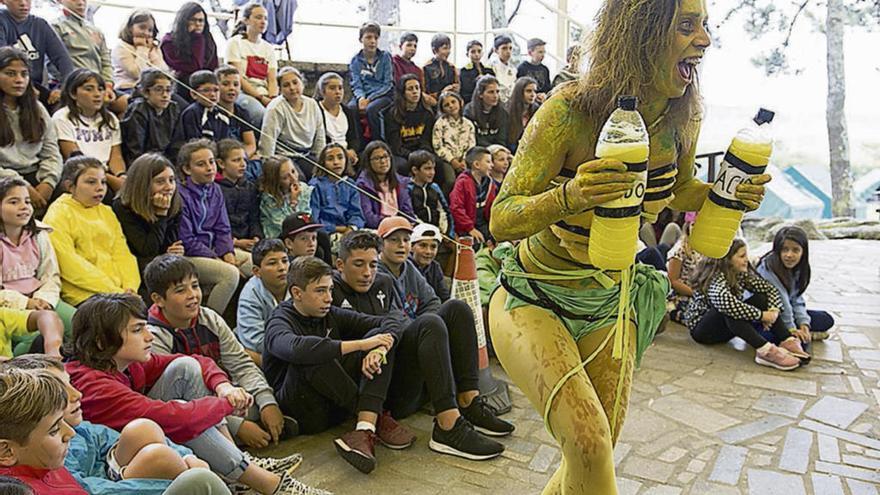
[489,287,619,495]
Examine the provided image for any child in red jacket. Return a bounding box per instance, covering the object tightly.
[449,146,496,247]
[64,293,327,495]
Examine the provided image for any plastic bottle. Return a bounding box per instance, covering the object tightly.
[691,108,775,258]
[588,96,649,271]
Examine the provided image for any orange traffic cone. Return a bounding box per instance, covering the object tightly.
[451,237,511,414]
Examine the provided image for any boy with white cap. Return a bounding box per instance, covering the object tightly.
[409,223,449,302]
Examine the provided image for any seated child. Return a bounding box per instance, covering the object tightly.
[236,240,290,365]
[64,293,323,495]
[143,255,295,449]
[259,67,325,179]
[215,66,259,158]
[216,139,262,275]
[0,177,75,354]
[355,141,414,229]
[43,157,140,307]
[683,239,808,371]
[0,367,80,493]
[463,75,509,149]
[259,156,312,239]
[486,144,510,188]
[316,73,361,169]
[515,38,551,100]
[505,77,539,153]
[174,71,255,157]
[346,22,394,142]
[432,90,476,192]
[112,10,169,93]
[4,353,230,494]
[449,147,496,246]
[756,226,835,342]
[407,151,452,237]
[459,40,494,103]
[176,139,241,315]
[120,69,180,163]
[53,69,126,196]
[262,256,408,473]
[666,213,703,323]
[308,144,365,241]
[224,3,278,128]
[422,34,459,106]
[280,213,331,265]
[382,74,434,175]
[409,223,449,302]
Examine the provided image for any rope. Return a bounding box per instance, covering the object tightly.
[61,5,465,247]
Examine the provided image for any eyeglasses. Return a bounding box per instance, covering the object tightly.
[370,155,391,163]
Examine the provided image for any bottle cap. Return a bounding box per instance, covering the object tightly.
[754,108,775,125]
[617,96,638,111]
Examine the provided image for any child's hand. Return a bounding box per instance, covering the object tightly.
[452,159,466,174]
[234,238,257,251]
[358,97,370,111]
[48,89,62,105]
[183,455,210,470]
[346,149,359,167]
[236,419,271,449]
[468,228,485,245]
[794,324,811,343]
[216,383,253,413]
[221,252,240,266]
[761,309,779,329]
[260,404,285,445]
[423,93,438,107]
[166,240,185,256]
[27,298,53,310]
[152,192,173,211]
[537,92,547,103]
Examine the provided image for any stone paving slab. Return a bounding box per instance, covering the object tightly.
[253,240,880,494]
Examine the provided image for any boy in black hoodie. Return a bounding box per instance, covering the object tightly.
[262,256,414,475]
[332,229,511,463]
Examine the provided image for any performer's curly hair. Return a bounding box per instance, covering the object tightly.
[565,0,703,146]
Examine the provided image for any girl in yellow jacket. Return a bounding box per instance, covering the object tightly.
[43,156,140,306]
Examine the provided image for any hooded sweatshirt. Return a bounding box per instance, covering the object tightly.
[378,259,440,319]
[177,177,234,259]
[147,305,278,410]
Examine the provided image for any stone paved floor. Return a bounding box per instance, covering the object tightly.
[258,239,880,494]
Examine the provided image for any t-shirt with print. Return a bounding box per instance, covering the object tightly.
[51,107,121,165]
[226,36,277,96]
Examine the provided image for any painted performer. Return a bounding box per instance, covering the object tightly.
[488,0,770,493]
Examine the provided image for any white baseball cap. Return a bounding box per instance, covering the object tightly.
[411,223,441,245]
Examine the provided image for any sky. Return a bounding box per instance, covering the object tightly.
[48,0,880,174]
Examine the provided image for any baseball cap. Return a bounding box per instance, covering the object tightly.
[377,216,413,239]
[280,212,322,239]
[411,223,441,245]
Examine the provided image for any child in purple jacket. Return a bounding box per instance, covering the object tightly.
[355,141,414,229]
[176,139,240,314]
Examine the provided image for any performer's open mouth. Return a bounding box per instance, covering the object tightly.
[677,56,702,83]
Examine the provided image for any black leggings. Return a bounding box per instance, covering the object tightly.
[386,299,480,418]
[691,293,791,349]
[275,346,397,435]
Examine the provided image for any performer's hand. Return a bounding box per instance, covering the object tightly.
[565,159,641,212]
[736,174,771,211]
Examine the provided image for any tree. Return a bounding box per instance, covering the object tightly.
[369,0,400,51]
[723,0,879,216]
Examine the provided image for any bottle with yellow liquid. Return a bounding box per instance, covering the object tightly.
[588,96,649,271]
[691,108,775,258]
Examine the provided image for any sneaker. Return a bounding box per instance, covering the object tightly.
[428,416,504,460]
[243,451,303,475]
[755,344,801,371]
[779,337,811,363]
[281,415,300,439]
[460,396,515,437]
[333,429,377,474]
[377,410,416,449]
[811,330,830,341]
[273,472,333,495]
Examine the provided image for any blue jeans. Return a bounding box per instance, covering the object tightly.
[146,357,249,481]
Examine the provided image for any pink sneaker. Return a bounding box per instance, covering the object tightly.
[779,337,811,363]
[755,344,801,371]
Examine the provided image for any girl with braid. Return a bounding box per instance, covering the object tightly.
[487,0,771,492]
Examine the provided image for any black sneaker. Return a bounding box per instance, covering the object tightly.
[461,396,515,437]
[282,415,300,439]
[428,416,504,460]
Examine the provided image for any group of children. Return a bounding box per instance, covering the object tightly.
[662,217,834,372]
